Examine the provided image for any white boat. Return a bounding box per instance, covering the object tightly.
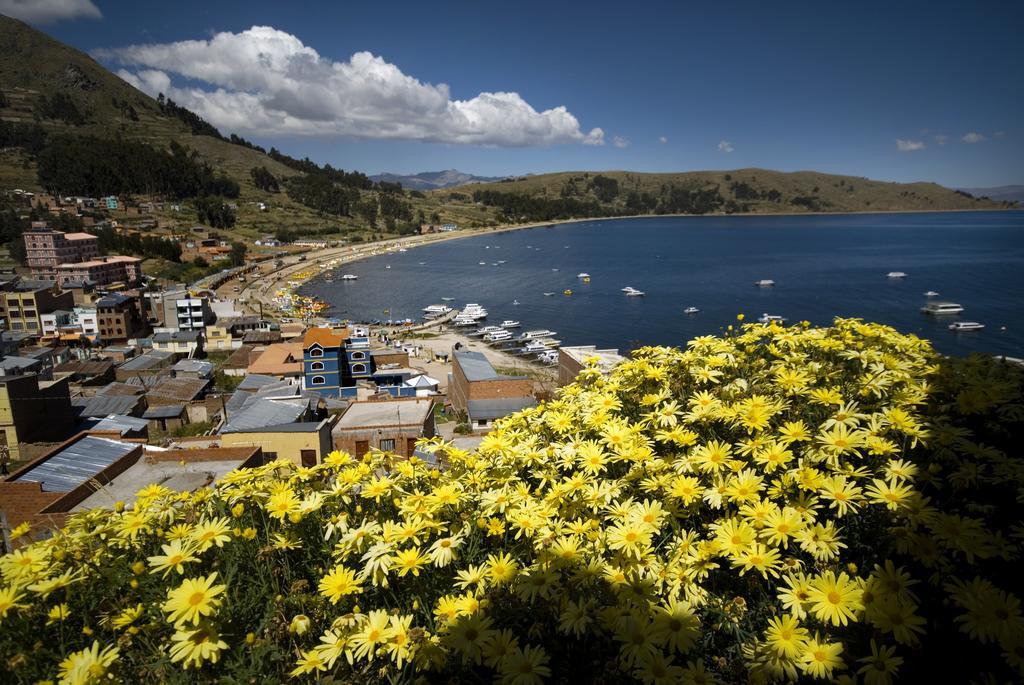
[754,279,775,287]
[949,322,984,332]
[460,304,488,319]
[452,317,478,327]
[624,288,645,297]
[385,265,391,269]
[921,302,964,315]
[577,272,590,278]
[441,297,455,301]
[517,340,549,355]
[341,274,358,280]
[684,307,700,314]
[518,329,557,341]
[423,304,452,314]
[501,320,521,328]
[512,300,520,306]
[479,261,486,265]
[621,286,636,292]
[398,248,408,252]
[484,330,513,343]
[552,268,559,272]
[923,291,940,297]
[469,325,504,337]
[758,313,787,324]
[887,271,907,278]
[543,292,555,296]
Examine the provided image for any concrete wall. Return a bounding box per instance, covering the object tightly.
[219,420,333,467]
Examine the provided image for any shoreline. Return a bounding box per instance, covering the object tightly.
[240,206,1021,317]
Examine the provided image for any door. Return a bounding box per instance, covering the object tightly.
[355,440,369,457]
[300,450,317,467]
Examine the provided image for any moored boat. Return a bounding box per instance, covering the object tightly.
[949,321,984,332]
[887,271,907,278]
[684,307,700,314]
[758,313,787,324]
[754,279,775,287]
[921,302,964,315]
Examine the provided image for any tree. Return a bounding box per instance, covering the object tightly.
[195,197,236,229]
[228,242,247,267]
[250,166,280,193]
[356,198,379,227]
[192,256,209,268]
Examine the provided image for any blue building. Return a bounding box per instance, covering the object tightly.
[302,327,373,398]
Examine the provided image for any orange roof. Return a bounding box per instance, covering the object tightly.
[246,342,304,376]
[303,327,347,348]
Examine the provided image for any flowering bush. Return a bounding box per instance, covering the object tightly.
[1,319,1023,684]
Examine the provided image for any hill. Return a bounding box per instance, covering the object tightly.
[442,168,1011,222]
[958,185,1024,204]
[369,169,507,190]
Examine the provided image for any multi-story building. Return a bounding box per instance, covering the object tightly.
[23,223,99,279]
[0,279,75,335]
[174,295,215,331]
[96,293,149,343]
[0,374,75,462]
[449,349,536,431]
[302,327,372,398]
[56,256,142,287]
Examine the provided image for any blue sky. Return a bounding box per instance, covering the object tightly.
[9,0,1024,186]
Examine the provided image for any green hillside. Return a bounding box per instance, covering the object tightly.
[0,14,1012,259]
[442,169,1011,221]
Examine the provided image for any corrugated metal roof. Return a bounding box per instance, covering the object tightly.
[71,394,143,417]
[219,397,307,433]
[142,404,186,419]
[119,350,173,372]
[236,374,280,390]
[467,397,536,420]
[89,414,149,435]
[454,350,500,382]
[12,436,138,492]
[172,359,215,375]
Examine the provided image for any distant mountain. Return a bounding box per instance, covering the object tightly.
[369,169,507,190]
[957,185,1024,204]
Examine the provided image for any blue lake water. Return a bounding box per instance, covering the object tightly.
[300,211,1024,357]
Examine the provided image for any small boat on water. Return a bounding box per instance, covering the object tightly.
[564,289,573,296]
[758,313,787,324]
[518,329,557,341]
[484,329,513,343]
[552,268,560,272]
[684,307,700,314]
[621,286,635,292]
[623,287,645,297]
[422,304,453,319]
[501,320,521,328]
[949,322,984,332]
[479,261,487,265]
[923,291,940,297]
[385,265,391,269]
[341,274,358,280]
[469,325,504,337]
[921,302,964,315]
[577,272,590,278]
[887,271,908,278]
[755,279,775,287]
[543,292,555,297]
[512,300,520,306]
[516,340,549,355]
[441,297,455,301]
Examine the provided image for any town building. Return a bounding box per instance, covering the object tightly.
[448,349,536,431]
[152,330,203,356]
[96,293,149,343]
[23,223,99,279]
[247,342,304,379]
[174,294,215,331]
[332,398,435,458]
[115,349,174,381]
[0,433,262,548]
[0,375,75,463]
[0,279,75,334]
[302,327,372,398]
[557,346,626,386]
[219,419,333,468]
[56,255,142,287]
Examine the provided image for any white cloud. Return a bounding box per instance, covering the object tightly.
[613,136,629,149]
[961,131,985,143]
[658,136,668,144]
[717,140,734,153]
[0,0,100,23]
[896,139,926,152]
[99,26,604,147]
[934,135,948,145]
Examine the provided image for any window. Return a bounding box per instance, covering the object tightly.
[309,347,323,358]
[477,419,488,427]
[379,438,396,451]
[310,361,325,371]
[351,363,366,374]
[311,375,326,385]
[351,351,365,361]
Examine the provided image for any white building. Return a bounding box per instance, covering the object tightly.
[175,296,215,331]
[40,307,99,339]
